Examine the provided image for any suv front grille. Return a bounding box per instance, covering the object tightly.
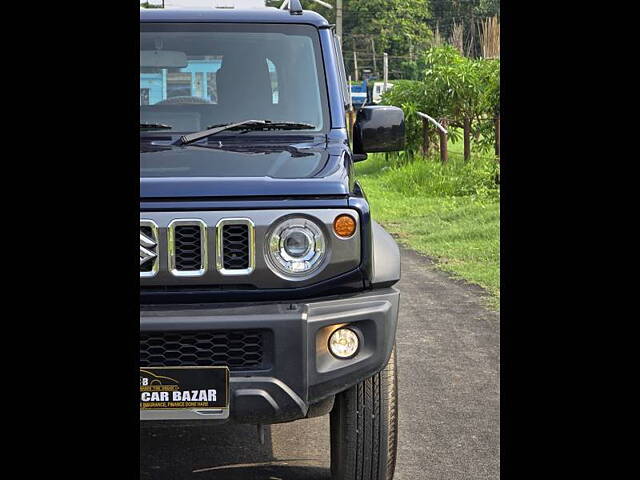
[222,224,250,270]
[140,330,266,370]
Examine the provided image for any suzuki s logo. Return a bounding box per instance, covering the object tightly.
[140,232,157,266]
[140,220,159,277]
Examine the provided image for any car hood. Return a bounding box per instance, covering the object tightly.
[140,136,351,198]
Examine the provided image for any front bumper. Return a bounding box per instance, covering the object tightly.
[140,287,399,424]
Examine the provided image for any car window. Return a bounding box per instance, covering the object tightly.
[140,23,328,133]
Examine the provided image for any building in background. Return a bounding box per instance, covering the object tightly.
[140,58,278,106]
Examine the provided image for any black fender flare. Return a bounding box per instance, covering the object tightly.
[371,220,401,288]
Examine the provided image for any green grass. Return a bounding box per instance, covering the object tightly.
[356,150,500,310]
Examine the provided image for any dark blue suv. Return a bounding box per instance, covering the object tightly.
[140,5,404,479]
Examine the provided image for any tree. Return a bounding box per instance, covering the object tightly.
[380,80,428,154]
[269,0,433,79]
[383,46,500,159]
[429,0,500,57]
[341,0,432,79]
[422,46,500,159]
[475,57,500,156]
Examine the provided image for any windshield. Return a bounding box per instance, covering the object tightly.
[140,23,329,134]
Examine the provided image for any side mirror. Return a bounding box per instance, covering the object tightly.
[353,106,405,155]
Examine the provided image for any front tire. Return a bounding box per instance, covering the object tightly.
[330,345,398,480]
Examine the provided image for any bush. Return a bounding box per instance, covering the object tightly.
[380,80,426,153]
[381,46,500,157]
[357,153,500,199]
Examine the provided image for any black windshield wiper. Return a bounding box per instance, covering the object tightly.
[206,120,317,131]
[140,122,172,131]
[175,120,316,146]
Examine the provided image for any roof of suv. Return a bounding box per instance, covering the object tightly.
[139,7,331,27]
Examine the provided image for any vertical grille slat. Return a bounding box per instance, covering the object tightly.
[216,219,255,275]
[174,226,202,271]
[168,219,207,277]
[222,224,250,270]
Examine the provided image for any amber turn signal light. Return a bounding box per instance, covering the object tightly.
[333,214,357,238]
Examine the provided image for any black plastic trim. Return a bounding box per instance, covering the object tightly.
[140,268,365,304]
[140,287,399,424]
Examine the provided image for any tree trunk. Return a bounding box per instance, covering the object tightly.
[494,114,500,158]
[463,117,471,161]
[438,120,448,164]
[422,117,430,157]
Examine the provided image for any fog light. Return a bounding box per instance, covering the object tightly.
[328,328,360,359]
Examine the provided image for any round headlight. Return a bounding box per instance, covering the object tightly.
[283,228,313,258]
[266,217,327,280]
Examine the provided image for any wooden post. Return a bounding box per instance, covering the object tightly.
[371,37,377,75]
[422,117,430,157]
[494,114,500,158]
[347,110,356,140]
[438,120,448,163]
[463,117,471,161]
[383,52,389,91]
[353,50,359,82]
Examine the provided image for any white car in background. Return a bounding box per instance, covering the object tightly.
[372,81,394,104]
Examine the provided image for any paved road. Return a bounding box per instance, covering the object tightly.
[141,247,500,479]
